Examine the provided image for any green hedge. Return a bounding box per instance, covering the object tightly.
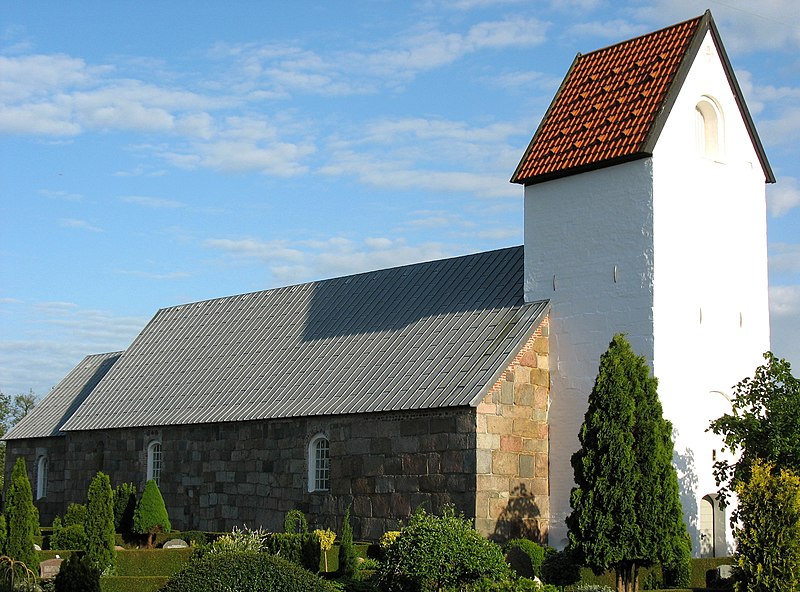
[570,557,734,589]
[114,548,194,577]
[100,576,169,592]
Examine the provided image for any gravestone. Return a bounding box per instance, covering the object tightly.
[163,538,189,549]
[40,557,63,580]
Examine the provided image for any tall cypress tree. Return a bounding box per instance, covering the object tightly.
[567,334,689,592]
[85,471,116,574]
[5,457,39,573]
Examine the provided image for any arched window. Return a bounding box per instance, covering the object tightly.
[308,434,330,492]
[695,98,723,158]
[147,440,162,486]
[700,493,726,557]
[36,455,48,500]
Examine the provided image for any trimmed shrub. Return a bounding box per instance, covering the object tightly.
[64,503,87,527]
[467,576,546,591]
[132,480,170,548]
[54,552,100,592]
[86,472,116,574]
[377,506,510,592]
[161,551,337,592]
[265,532,320,572]
[112,483,137,534]
[50,517,88,551]
[283,509,308,533]
[114,548,194,577]
[503,539,546,578]
[97,576,169,592]
[179,530,207,547]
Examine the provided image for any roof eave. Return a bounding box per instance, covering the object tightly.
[514,152,652,187]
[510,53,582,185]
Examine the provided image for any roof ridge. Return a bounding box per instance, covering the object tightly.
[578,12,706,59]
[159,245,524,312]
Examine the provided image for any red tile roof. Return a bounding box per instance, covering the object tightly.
[512,15,705,184]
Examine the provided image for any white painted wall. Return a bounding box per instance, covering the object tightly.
[523,159,656,548]
[652,30,770,555]
[522,30,771,554]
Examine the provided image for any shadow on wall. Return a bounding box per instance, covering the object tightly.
[492,483,546,543]
[673,438,699,552]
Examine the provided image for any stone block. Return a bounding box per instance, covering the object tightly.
[500,381,514,405]
[500,435,523,452]
[440,450,465,473]
[522,437,548,453]
[455,412,475,433]
[519,349,538,368]
[430,416,456,434]
[375,475,395,493]
[400,418,428,437]
[477,474,511,493]
[514,383,534,407]
[393,436,420,454]
[401,454,428,475]
[536,354,549,370]
[419,473,446,492]
[486,415,513,434]
[530,368,549,387]
[535,453,549,478]
[353,495,372,518]
[395,478,420,493]
[352,478,372,494]
[532,336,548,354]
[476,449,492,474]
[492,451,519,476]
[446,473,469,493]
[476,432,500,450]
[519,454,536,478]
[390,493,412,517]
[370,438,392,455]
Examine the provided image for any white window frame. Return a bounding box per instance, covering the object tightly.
[147,440,162,486]
[307,433,330,492]
[36,455,48,500]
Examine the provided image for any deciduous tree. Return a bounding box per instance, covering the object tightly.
[734,460,800,592]
[708,352,800,505]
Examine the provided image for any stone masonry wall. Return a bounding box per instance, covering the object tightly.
[475,315,550,542]
[6,406,478,540]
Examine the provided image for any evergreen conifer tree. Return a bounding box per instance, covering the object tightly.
[336,504,358,579]
[112,482,137,533]
[85,471,116,573]
[132,479,171,548]
[4,457,39,573]
[567,334,690,592]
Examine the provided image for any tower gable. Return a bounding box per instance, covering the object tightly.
[511,10,773,186]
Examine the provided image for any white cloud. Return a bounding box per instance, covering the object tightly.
[769,243,800,275]
[59,218,104,232]
[632,0,800,53]
[769,284,800,370]
[0,300,145,395]
[768,177,800,217]
[567,19,645,41]
[40,189,83,201]
[204,235,454,285]
[119,195,186,209]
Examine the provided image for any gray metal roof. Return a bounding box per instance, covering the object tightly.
[4,351,122,440]
[49,246,547,432]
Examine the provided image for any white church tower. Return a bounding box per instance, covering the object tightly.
[511,11,774,555]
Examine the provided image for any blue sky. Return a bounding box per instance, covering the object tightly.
[1,0,798,397]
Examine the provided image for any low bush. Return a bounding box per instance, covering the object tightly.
[540,549,580,588]
[179,530,207,547]
[208,525,268,554]
[50,518,88,551]
[265,533,321,572]
[161,551,337,592]
[376,506,510,592]
[54,553,100,592]
[503,539,546,579]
